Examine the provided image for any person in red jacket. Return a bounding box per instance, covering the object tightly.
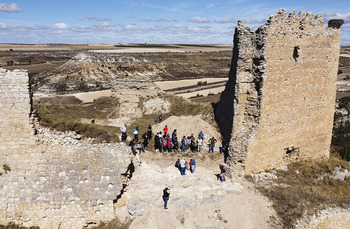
[163,125,168,135]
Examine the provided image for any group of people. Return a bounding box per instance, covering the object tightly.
[121,122,227,155]
[153,126,220,154]
[121,121,229,210]
[120,123,154,166]
[175,158,196,175]
[154,126,180,153]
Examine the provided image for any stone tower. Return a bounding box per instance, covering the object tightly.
[216,9,344,174]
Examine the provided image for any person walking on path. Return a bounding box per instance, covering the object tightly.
[120,123,127,142]
[163,187,170,209]
[180,158,186,175]
[220,165,226,182]
[208,137,217,153]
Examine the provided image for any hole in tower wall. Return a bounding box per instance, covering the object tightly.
[293,46,300,62]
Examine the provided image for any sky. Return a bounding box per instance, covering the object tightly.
[0,0,349,45]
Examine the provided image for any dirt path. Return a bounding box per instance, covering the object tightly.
[116,152,279,229]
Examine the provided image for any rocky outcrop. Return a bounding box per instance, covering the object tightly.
[216,10,343,174]
[36,52,165,94]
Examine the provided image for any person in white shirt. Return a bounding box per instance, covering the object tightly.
[179,158,186,175]
[120,124,127,142]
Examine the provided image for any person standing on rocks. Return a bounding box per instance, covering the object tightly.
[181,136,186,152]
[154,132,160,151]
[198,131,204,140]
[197,137,203,152]
[180,158,186,175]
[208,137,217,153]
[131,146,141,166]
[120,123,127,142]
[163,125,168,135]
[172,137,179,153]
[175,159,181,173]
[190,159,196,173]
[132,127,139,140]
[220,165,226,182]
[172,129,177,142]
[147,125,152,140]
[163,187,170,209]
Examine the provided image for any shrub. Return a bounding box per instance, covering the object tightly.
[202,81,208,85]
[92,218,132,229]
[197,81,203,86]
[3,164,10,174]
[54,80,68,94]
[338,69,343,74]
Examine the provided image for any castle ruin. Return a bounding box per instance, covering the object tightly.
[0,69,131,228]
[216,9,344,174]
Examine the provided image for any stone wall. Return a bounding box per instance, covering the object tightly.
[0,69,131,228]
[0,69,35,155]
[216,10,343,174]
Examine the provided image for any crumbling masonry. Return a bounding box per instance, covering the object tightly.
[0,69,131,228]
[216,9,344,174]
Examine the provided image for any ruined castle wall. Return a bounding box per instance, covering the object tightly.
[0,69,131,228]
[217,10,343,174]
[245,11,342,173]
[0,69,35,155]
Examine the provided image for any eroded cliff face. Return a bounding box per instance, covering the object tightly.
[0,69,131,228]
[216,9,343,174]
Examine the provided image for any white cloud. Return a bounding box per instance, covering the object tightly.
[0,22,6,29]
[216,18,237,24]
[86,16,111,22]
[243,18,266,24]
[188,16,210,23]
[140,19,153,22]
[170,24,185,28]
[52,23,70,29]
[140,18,178,22]
[323,12,350,24]
[191,26,214,33]
[156,18,178,22]
[0,3,22,13]
[125,24,140,30]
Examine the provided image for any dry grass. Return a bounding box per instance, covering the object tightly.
[34,96,121,142]
[253,152,350,227]
[91,218,132,229]
[0,223,39,229]
[128,93,216,150]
